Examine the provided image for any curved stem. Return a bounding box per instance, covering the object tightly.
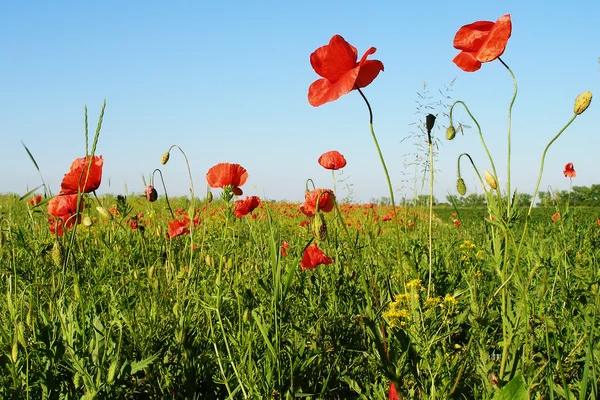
[458,153,487,194]
[356,87,404,284]
[152,169,175,219]
[450,101,503,209]
[498,57,518,218]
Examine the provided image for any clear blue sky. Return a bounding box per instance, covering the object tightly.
[1,1,598,203]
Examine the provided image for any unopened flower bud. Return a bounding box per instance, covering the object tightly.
[574,91,592,115]
[207,190,213,203]
[313,212,327,241]
[425,114,436,133]
[51,241,64,267]
[161,152,170,165]
[146,185,158,202]
[456,178,467,196]
[484,170,497,190]
[82,216,93,227]
[446,126,456,140]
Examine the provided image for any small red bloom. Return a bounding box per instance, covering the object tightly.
[60,155,103,194]
[596,218,600,226]
[389,382,399,400]
[47,194,83,236]
[453,14,512,72]
[206,163,248,195]
[300,243,334,271]
[318,150,347,170]
[281,240,290,257]
[308,35,384,107]
[300,189,335,217]
[234,196,261,218]
[454,219,461,228]
[563,162,576,178]
[29,195,42,206]
[552,213,561,223]
[129,217,139,230]
[168,218,190,238]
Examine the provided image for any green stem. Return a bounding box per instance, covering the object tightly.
[498,57,518,219]
[458,153,487,194]
[427,138,434,298]
[356,87,403,284]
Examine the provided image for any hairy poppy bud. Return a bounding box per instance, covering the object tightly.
[484,170,497,190]
[161,152,170,165]
[313,212,327,241]
[574,91,592,115]
[456,178,467,196]
[207,190,213,203]
[146,185,158,202]
[446,126,456,140]
[51,241,64,267]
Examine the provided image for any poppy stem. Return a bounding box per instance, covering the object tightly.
[458,153,486,194]
[498,57,518,220]
[356,87,404,285]
[152,168,175,219]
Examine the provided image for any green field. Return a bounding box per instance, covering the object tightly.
[1,191,599,398]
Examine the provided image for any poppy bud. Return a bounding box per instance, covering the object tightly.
[484,170,497,190]
[574,91,592,115]
[207,190,213,203]
[51,241,64,267]
[82,216,93,227]
[313,212,327,241]
[446,126,456,140]
[161,152,170,165]
[425,114,436,133]
[456,178,467,196]
[11,342,18,363]
[146,185,158,202]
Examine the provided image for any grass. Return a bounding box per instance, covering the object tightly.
[1,192,599,399]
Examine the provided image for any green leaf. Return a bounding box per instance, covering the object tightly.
[130,353,159,374]
[492,372,528,400]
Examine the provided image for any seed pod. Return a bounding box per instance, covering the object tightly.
[574,91,592,115]
[456,178,467,196]
[446,126,456,140]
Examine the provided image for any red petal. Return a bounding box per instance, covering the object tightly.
[310,35,358,82]
[355,59,384,89]
[453,21,495,51]
[308,68,359,107]
[453,52,482,72]
[476,14,511,62]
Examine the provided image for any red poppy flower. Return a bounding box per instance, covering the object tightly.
[308,35,384,107]
[47,194,83,235]
[300,243,334,271]
[382,214,392,222]
[453,14,512,72]
[552,212,561,223]
[563,162,576,178]
[234,196,261,218]
[60,155,103,194]
[318,150,347,170]
[29,195,42,206]
[168,218,190,238]
[389,382,399,400]
[281,240,290,257]
[300,189,335,217]
[206,163,248,194]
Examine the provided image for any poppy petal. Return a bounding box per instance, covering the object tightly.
[308,68,360,107]
[476,14,512,62]
[453,21,495,51]
[355,59,384,88]
[453,51,482,72]
[310,35,358,82]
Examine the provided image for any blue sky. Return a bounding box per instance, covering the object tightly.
[1,1,598,203]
